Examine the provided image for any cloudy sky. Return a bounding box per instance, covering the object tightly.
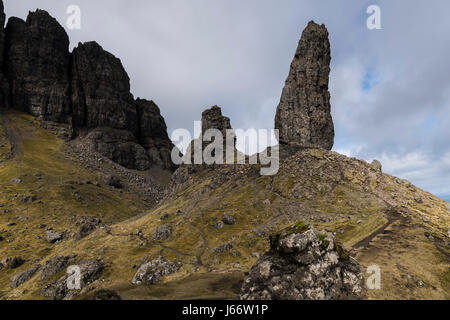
[4,0,450,201]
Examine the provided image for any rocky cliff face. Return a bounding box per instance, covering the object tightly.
[70,41,137,133]
[0,0,8,109]
[4,10,71,122]
[136,98,176,170]
[0,2,176,172]
[275,21,334,151]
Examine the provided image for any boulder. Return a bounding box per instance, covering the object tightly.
[1,257,24,269]
[222,213,236,225]
[275,21,334,151]
[131,257,181,285]
[46,230,63,243]
[40,255,76,281]
[151,225,171,241]
[43,260,104,300]
[10,266,40,289]
[240,224,366,300]
[371,159,382,172]
[75,218,101,240]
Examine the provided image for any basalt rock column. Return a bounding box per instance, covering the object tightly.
[0,0,9,108]
[4,10,71,121]
[275,21,334,151]
[136,98,177,171]
[70,41,138,134]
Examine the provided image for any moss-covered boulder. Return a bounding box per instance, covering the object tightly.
[241,223,366,300]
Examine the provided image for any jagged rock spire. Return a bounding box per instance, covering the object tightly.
[275,21,334,151]
[4,9,71,121]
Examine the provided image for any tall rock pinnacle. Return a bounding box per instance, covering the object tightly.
[0,0,9,108]
[275,21,334,151]
[4,10,71,121]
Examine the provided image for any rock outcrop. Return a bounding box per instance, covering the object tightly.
[135,98,177,170]
[70,41,137,132]
[0,3,176,172]
[84,127,151,171]
[0,1,9,109]
[43,260,104,300]
[132,257,181,285]
[10,266,40,289]
[71,42,176,171]
[201,105,234,141]
[275,21,334,151]
[183,105,236,166]
[40,255,76,281]
[4,10,71,121]
[240,223,366,300]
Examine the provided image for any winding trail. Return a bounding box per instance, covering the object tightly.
[354,207,408,249]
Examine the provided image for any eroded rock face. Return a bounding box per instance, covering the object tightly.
[275,21,334,151]
[136,98,177,170]
[71,41,138,132]
[201,105,234,140]
[240,225,366,300]
[0,0,9,109]
[184,105,236,165]
[0,5,176,172]
[84,127,151,171]
[71,43,176,171]
[4,10,71,121]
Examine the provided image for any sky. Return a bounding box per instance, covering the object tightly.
[4,0,450,202]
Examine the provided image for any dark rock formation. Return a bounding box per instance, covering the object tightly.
[71,42,176,171]
[4,10,71,121]
[136,98,176,170]
[222,213,236,225]
[201,105,234,140]
[275,21,334,151]
[0,0,9,109]
[85,127,151,171]
[0,5,175,172]
[131,257,181,285]
[75,217,101,240]
[240,224,366,300]
[184,105,236,165]
[70,41,137,132]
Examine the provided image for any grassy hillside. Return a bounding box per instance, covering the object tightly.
[0,110,448,300]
